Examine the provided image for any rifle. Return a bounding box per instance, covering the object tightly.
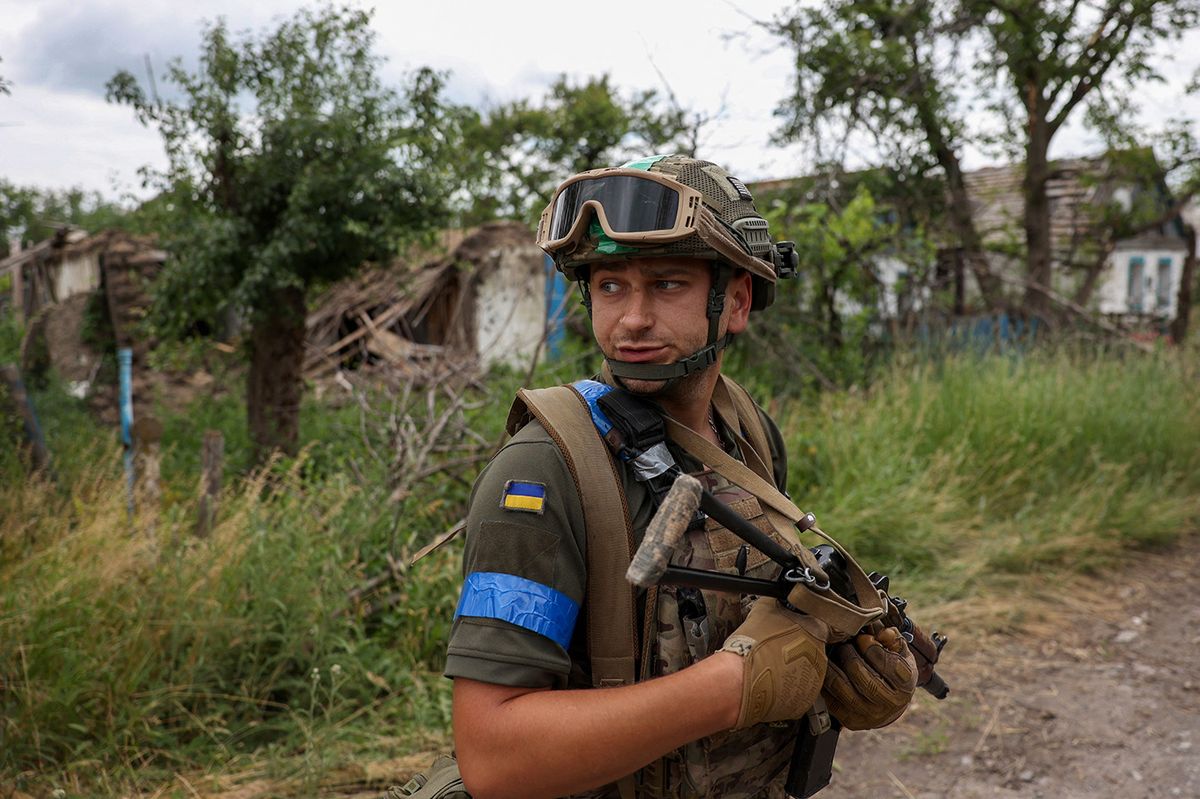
[627,473,948,798]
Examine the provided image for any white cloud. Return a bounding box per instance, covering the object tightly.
[0,0,1198,199]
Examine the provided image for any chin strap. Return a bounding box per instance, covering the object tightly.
[606,333,734,383]
[604,264,734,388]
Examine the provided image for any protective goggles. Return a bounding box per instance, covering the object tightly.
[536,168,704,253]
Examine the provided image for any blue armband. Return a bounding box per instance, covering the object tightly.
[454,572,580,649]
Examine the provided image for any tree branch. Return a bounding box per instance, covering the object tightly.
[1047,5,1140,136]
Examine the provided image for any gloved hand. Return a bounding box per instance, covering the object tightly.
[821,622,917,730]
[720,598,828,730]
[905,620,942,688]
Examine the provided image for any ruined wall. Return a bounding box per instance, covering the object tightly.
[53,251,102,302]
[473,239,546,371]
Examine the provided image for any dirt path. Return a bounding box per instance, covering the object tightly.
[823,534,1200,799]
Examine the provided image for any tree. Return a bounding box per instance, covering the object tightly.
[1084,114,1200,341]
[0,182,129,258]
[772,1,1007,310]
[107,5,453,461]
[747,178,934,392]
[452,74,691,224]
[771,0,1200,318]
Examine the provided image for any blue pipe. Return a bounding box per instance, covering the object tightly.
[118,347,134,519]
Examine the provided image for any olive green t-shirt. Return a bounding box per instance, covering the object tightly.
[444,387,789,689]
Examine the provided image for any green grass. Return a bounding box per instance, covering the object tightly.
[771,348,1200,624]
[0,314,22,364]
[1,342,1197,794]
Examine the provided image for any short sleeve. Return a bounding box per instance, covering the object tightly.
[444,421,588,688]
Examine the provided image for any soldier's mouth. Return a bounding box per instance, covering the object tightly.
[615,345,670,363]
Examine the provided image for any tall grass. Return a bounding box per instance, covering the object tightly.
[772,348,1200,624]
[0,450,460,793]
[2,343,1197,792]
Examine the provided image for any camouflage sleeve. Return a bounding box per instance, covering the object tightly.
[444,421,588,689]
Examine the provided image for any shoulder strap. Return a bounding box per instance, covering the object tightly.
[715,375,774,481]
[663,403,887,640]
[508,386,639,690]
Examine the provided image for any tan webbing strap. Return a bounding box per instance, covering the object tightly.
[663,415,885,640]
[723,381,891,634]
[514,386,639,689]
[665,418,801,523]
[511,387,643,799]
[713,376,774,484]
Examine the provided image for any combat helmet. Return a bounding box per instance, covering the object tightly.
[537,154,798,385]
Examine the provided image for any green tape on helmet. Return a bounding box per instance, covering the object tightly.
[620,154,669,171]
[589,219,640,254]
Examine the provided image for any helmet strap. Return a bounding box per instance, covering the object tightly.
[578,277,593,312]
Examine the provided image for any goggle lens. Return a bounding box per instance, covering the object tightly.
[549,175,681,240]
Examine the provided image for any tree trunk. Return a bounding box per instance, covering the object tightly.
[247,285,306,462]
[1072,245,1114,308]
[912,94,1005,311]
[1169,224,1196,343]
[942,161,1006,311]
[1023,115,1053,318]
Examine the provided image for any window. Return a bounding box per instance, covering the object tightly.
[1156,258,1173,312]
[1127,257,1145,313]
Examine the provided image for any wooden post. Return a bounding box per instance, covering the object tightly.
[10,262,24,325]
[196,429,224,538]
[132,415,163,508]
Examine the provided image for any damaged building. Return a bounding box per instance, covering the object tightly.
[305,220,561,380]
[2,227,166,405]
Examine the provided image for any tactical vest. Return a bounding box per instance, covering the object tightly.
[504,374,885,799]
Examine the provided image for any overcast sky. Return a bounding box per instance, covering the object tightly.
[2,0,1198,203]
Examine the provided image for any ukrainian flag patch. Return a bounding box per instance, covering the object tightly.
[501,480,546,514]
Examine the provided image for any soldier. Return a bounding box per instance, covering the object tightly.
[440,156,917,799]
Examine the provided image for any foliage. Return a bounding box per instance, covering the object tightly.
[105,5,452,337]
[106,4,458,459]
[0,181,130,257]
[0,313,20,363]
[452,74,692,224]
[0,332,603,792]
[769,0,1200,316]
[775,347,1200,615]
[732,184,933,392]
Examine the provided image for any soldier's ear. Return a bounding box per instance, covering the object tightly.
[726,271,753,334]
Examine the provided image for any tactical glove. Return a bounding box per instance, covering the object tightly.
[720,598,828,730]
[821,622,917,730]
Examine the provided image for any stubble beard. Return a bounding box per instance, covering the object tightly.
[611,360,713,406]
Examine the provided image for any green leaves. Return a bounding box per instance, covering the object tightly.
[0,181,130,256]
[452,73,692,224]
[106,5,452,337]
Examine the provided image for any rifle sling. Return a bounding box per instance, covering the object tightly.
[664,379,885,639]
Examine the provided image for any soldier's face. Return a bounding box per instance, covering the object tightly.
[588,256,751,397]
